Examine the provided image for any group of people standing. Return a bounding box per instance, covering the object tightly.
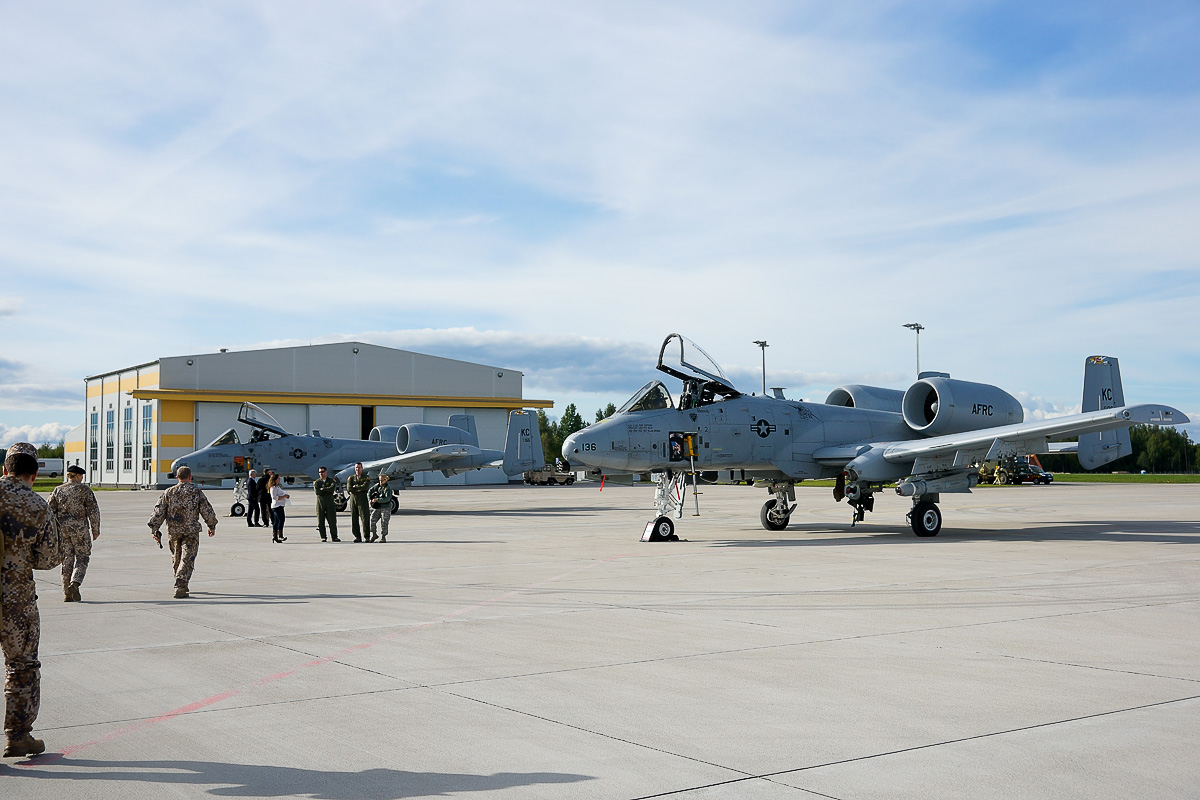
[243,463,395,544]
[243,468,292,542]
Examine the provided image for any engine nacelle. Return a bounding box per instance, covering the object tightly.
[825,385,905,414]
[396,423,476,454]
[369,426,402,443]
[902,377,1023,436]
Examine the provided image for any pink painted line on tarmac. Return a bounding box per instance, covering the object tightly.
[22,553,633,767]
[50,690,242,761]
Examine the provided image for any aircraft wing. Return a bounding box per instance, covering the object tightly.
[880,404,1187,466]
[337,445,497,481]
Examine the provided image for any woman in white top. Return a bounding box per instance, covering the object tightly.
[267,472,290,543]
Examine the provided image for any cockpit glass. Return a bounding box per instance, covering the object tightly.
[617,381,674,414]
[207,428,240,447]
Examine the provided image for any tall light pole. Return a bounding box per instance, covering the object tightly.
[902,323,924,378]
[752,340,768,395]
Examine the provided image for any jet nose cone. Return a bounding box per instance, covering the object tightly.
[561,430,584,461]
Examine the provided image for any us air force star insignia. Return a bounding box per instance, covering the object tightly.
[291,448,305,459]
[751,419,776,438]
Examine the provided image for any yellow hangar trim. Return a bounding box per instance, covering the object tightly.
[129,388,554,410]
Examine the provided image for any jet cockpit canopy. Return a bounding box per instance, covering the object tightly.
[206,428,240,448]
[237,402,289,438]
[617,381,675,415]
[656,333,741,408]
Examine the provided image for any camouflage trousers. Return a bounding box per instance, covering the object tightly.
[370,507,391,539]
[2,601,41,739]
[61,530,93,589]
[169,531,201,589]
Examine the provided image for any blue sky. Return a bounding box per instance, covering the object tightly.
[2,1,1198,446]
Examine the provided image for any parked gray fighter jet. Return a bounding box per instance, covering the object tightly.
[562,334,1188,540]
[171,403,544,516]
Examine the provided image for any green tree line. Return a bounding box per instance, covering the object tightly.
[1039,425,1199,474]
[537,404,617,466]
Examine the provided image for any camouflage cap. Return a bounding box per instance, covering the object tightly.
[6,442,37,457]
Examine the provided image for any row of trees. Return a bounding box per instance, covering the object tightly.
[537,404,617,466]
[1040,425,1199,474]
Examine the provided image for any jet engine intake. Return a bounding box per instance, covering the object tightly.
[824,385,905,414]
[902,377,1022,436]
[396,424,476,454]
[369,426,402,443]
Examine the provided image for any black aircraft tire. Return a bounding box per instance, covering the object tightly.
[334,497,347,512]
[230,502,246,517]
[391,497,400,514]
[649,516,676,541]
[760,499,789,532]
[911,501,942,537]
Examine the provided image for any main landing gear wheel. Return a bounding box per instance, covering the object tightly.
[760,499,790,531]
[910,501,942,537]
[334,497,347,512]
[649,516,676,541]
[230,502,245,517]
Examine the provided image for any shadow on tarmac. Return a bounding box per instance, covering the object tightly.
[84,592,413,606]
[708,520,1200,547]
[388,506,645,517]
[5,758,595,798]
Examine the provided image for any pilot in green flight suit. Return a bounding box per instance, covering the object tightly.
[345,463,371,543]
[313,467,341,542]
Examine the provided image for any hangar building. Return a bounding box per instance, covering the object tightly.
[75,342,552,488]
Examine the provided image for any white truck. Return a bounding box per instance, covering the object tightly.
[37,458,64,478]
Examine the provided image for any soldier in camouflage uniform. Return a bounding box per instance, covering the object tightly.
[48,465,100,602]
[367,473,394,543]
[345,462,371,543]
[1,442,62,758]
[146,465,217,599]
[313,466,341,542]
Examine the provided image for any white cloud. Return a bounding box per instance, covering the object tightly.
[0,1,1195,430]
[0,422,73,448]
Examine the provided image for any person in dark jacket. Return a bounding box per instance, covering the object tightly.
[257,469,273,528]
[245,470,263,527]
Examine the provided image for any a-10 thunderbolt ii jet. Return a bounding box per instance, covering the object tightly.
[562,334,1188,540]
[171,403,545,516]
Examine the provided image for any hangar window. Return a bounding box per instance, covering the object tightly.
[105,410,115,471]
[141,406,152,472]
[207,428,240,447]
[89,411,99,473]
[122,407,133,471]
